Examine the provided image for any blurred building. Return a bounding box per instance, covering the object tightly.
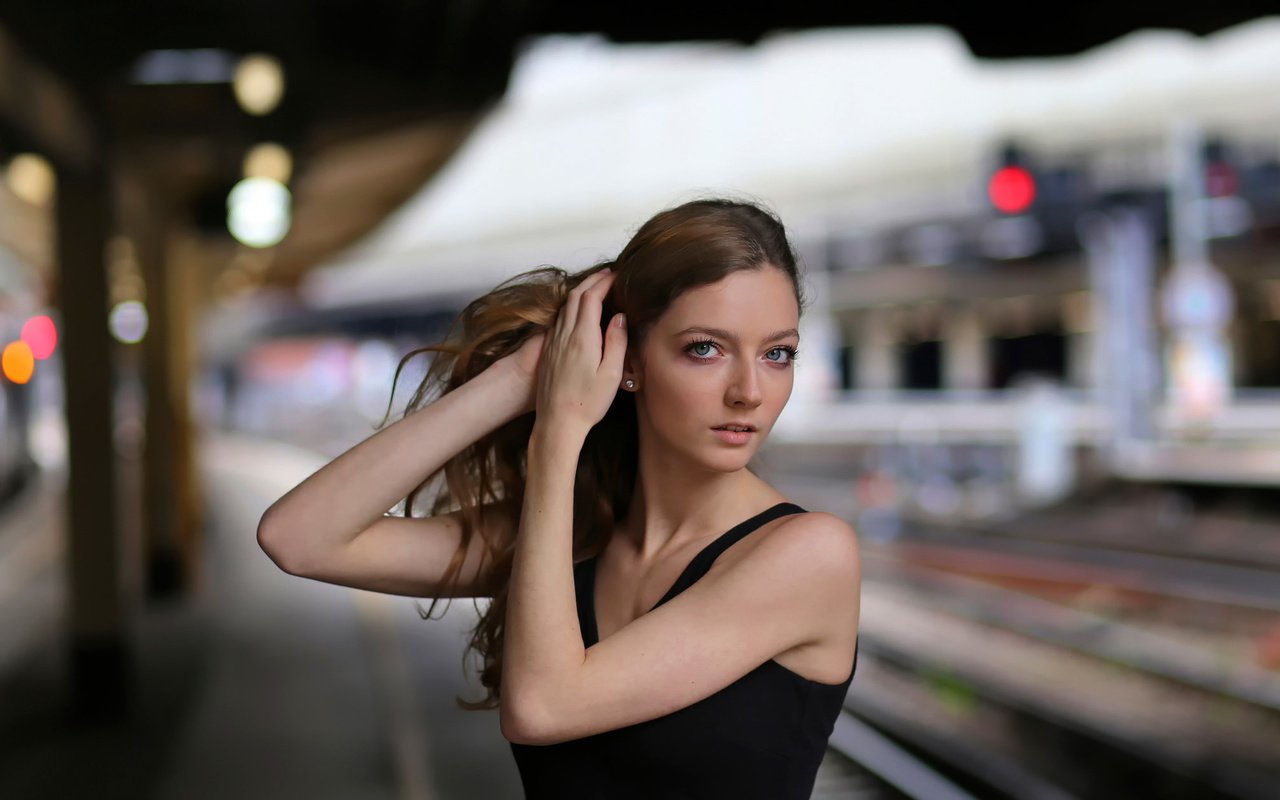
[282,22,1280,519]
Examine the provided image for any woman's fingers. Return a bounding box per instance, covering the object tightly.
[571,269,617,346]
[558,267,613,337]
[602,311,627,382]
[546,267,617,395]
[536,268,625,430]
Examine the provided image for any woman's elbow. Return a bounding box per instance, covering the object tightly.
[500,696,548,746]
[256,507,304,576]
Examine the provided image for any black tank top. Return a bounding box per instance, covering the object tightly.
[509,501,858,799]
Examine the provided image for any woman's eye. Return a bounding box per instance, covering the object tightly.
[686,341,798,364]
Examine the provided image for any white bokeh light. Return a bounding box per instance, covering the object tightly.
[109,301,149,343]
[227,177,292,247]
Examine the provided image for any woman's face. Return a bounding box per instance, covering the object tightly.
[626,267,800,472]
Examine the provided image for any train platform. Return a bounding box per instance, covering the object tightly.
[0,435,525,800]
[5,431,1278,798]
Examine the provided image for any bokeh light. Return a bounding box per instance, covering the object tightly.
[21,315,57,359]
[233,54,285,115]
[4,153,56,206]
[988,165,1037,214]
[243,142,293,183]
[2,340,35,383]
[109,301,149,344]
[227,177,292,247]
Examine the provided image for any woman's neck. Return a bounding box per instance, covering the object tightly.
[620,454,778,563]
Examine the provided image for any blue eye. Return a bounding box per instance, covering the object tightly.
[766,346,800,364]
[685,339,719,360]
[684,339,799,365]
[680,337,721,358]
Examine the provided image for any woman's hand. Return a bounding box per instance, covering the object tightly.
[535,268,627,440]
[492,330,546,416]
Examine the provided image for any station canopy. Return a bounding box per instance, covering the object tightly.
[301,19,1280,310]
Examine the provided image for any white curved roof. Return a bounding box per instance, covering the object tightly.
[301,19,1280,309]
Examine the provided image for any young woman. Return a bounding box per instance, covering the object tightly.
[258,198,861,799]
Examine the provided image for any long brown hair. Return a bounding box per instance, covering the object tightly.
[379,196,809,709]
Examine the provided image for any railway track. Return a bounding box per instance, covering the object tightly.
[814,707,1048,800]
[895,523,1280,614]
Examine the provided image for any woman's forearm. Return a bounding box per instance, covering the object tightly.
[259,361,528,550]
[501,422,588,731]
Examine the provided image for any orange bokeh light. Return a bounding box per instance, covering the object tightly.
[3,341,35,384]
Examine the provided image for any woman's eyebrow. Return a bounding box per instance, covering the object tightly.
[674,326,800,343]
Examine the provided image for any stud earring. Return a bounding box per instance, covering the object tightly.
[624,379,636,390]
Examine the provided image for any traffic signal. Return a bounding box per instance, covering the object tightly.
[982,142,1091,258]
[987,147,1037,215]
[1195,137,1254,240]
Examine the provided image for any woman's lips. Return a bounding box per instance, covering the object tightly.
[712,427,754,445]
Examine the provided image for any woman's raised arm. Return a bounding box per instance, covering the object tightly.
[257,350,536,598]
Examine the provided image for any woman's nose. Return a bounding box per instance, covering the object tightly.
[726,364,763,408]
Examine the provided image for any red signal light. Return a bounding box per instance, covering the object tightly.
[988,165,1036,214]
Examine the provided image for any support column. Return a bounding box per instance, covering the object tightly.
[55,162,131,719]
[943,305,989,392]
[856,307,901,393]
[129,178,200,598]
[1082,208,1160,457]
[1062,291,1097,391]
[167,232,205,592]
[1067,329,1097,392]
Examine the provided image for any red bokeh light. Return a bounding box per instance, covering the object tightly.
[988,165,1036,214]
[21,315,57,360]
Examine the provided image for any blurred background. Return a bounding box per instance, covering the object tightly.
[1,3,1279,799]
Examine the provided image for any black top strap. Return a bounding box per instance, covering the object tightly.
[651,501,806,612]
[577,501,808,647]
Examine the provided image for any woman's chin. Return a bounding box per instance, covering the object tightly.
[700,447,756,474]
[647,430,757,473]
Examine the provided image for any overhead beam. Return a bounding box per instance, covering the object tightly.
[269,112,483,285]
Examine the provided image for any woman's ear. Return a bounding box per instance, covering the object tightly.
[621,349,640,391]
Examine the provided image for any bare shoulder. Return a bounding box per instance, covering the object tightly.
[760,510,860,579]
[712,507,861,604]
[750,510,860,673]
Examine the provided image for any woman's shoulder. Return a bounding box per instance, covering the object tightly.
[755,486,858,547]
[724,497,859,585]
[725,495,859,577]
[771,507,859,560]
